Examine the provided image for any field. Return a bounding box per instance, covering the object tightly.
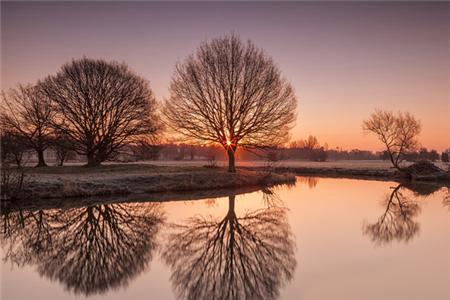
[5,164,296,200]
[131,159,449,171]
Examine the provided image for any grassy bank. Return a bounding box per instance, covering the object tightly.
[249,162,450,182]
[3,164,296,200]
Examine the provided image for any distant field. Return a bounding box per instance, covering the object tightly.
[20,159,449,171]
[140,159,449,171]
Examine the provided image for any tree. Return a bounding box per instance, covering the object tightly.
[300,135,319,150]
[163,35,297,172]
[1,131,30,167]
[442,151,449,163]
[429,149,439,162]
[40,58,160,167]
[1,202,165,296]
[52,132,76,166]
[363,184,421,246]
[1,84,54,167]
[362,110,421,171]
[418,148,429,160]
[162,192,295,300]
[362,182,440,246]
[311,146,328,162]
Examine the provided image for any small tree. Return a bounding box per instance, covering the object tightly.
[52,133,76,166]
[41,58,160,167]
[163,35,297,172]
[300,135,319,151]
[1,131,30,168]
[1,84,54,167]
[428,149,439,162]
[311,147,328,162]
[363,110,421,171]
[442,151,449,163]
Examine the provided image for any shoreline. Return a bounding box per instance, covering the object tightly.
[2,166,296,201]
[1,184,278,213]
[244,166,399,182]
[2,162,449,202]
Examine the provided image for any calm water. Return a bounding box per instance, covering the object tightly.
[1,177,449,300]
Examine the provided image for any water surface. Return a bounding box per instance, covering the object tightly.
[1,177,449,300]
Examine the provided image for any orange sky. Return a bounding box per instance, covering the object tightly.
[2,2,449,151]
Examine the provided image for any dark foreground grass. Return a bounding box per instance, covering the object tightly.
[4,164,296,201]
[18,163,200,175]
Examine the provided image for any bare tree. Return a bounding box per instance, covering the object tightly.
[163,35,297,172]
[363,110,421,171]
[1,84,54,167]
[40,58,160,167]
[51,132,76,166]
[162,193,295,300]
[363,184,421,246]
[1,131,30,168]
[1,202,165,296]
[300,135,319,150]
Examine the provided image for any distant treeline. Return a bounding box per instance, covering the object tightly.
[114,141,449,163]
[7,140,448,165]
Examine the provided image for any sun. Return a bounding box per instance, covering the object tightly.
[226,140,232,146]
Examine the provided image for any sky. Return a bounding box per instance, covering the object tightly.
[1,1,449,152]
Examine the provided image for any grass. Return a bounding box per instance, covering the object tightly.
[4,164,296,200]
[18,164,201,175]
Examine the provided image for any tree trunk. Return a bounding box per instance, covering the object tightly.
[14,153,23,168]
[58,158,64,167]
[228,195,235,212]
[86,153,101,167]
[36,149,47,167]
[227,148,236,173]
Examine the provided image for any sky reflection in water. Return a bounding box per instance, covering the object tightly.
[1,177,449,300]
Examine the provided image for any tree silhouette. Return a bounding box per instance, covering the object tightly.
[1,202,165,296]
[1,84,54,167]
[363,184,421,246]
[40,58,160,166]
[443,187,450,212]
[1,131,30,167]
[362,110,421,171]
[162,192,296,300]
[297,176,319,189]
[163,35,297,172]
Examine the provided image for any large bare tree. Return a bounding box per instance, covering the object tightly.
[363,110,421,171]
[1,202,165,296]
[1,84,54,167]
[163,35,297,172]
[162,192,295,300]
[41,58,160,167]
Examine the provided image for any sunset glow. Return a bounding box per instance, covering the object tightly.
[2,1,449,151]
[1,2,449,300]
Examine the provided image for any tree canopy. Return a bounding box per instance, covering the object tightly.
[41,57,160,166]
[163,35,297,172]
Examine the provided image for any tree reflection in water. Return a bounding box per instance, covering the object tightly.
[297,176,319,189]
[363,182,443,246]
[443,187,450,212]
[1,202,165,296]
[162,190,296,300]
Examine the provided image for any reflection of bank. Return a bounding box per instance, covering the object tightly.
[443,187,450,212]
[162,190,296,300]
[1,202,165,296]
[363,182,443,246]
[297,176,319,189]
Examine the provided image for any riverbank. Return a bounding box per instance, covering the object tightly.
[3,160,449,201]
[143,159,450,182]
[245,166,449,182]
[2,164,296,200]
